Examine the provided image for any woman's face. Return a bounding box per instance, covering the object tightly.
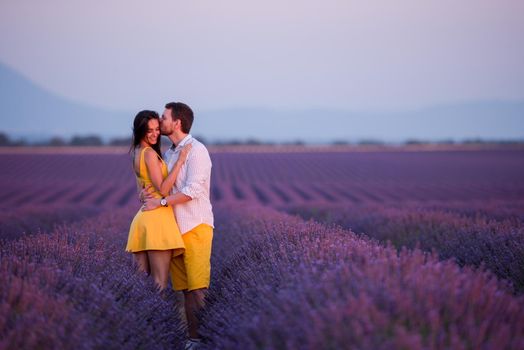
[144,118,160,145]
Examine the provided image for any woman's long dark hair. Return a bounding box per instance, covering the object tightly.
[130,110,162,158]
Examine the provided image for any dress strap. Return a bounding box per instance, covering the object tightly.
[141,147,163,161]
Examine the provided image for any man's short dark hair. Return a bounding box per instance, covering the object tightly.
[165,102,194,134]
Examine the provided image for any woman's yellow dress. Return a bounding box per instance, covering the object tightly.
[126,147,185,256]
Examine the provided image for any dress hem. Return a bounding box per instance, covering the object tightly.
[126,247,185,255]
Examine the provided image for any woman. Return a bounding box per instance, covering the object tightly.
[126,110,191,290]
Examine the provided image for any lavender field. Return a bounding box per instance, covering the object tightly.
[1,147,524,349]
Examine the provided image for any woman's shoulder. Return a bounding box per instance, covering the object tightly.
[143,147,163,162]
[134,145,152,154]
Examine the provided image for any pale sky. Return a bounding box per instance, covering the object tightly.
[1,0,523,114]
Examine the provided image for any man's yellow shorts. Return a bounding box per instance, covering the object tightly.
[170,224,213,291]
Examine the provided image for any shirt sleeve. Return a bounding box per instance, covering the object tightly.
[179,145,211,199]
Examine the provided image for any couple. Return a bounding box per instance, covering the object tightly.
[125,102,213,349]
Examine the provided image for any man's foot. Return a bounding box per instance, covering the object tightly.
[184,338,203,350]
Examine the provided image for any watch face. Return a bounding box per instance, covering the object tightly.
[161,198,167,206]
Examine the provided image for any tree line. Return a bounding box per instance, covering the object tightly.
[1,131,522,147]
[0,133,129,147]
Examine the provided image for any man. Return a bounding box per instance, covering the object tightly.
[142,102,213,349]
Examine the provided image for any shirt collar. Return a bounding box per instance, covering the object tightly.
[170,134,192,151]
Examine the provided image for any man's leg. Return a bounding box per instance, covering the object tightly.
[171,224,213,340]
[184,288,207,339]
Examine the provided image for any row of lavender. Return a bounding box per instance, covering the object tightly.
[0,207,187,349]
[211,150,524,205]
[2,204,524,349]
[2,148,524,348]
[203,205,524,349]
[289,200,524,294]
[2,149,524,210]
[0,204,102,240]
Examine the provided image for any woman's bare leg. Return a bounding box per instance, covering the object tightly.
[133,252,150,275]
[148,250,173,290]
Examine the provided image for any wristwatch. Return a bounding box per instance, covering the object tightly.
[160,197,168,207]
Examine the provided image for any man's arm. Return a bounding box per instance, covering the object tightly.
[142,191,191,211]
[139,184,154,203]
[178,145,211,200]
[142,145,211,211]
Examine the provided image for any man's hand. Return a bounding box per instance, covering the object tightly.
[139,184,155,203]
[142,197,161,211]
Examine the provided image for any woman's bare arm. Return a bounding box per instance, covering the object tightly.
[144,145,192,196]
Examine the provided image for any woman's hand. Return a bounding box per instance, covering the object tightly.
[142,197,161,211]
[177,144,192,165]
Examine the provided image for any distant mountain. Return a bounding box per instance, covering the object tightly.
[2,62,523,143]
[0,62,131,141]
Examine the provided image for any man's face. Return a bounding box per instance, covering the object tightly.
[160,108,175,135]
